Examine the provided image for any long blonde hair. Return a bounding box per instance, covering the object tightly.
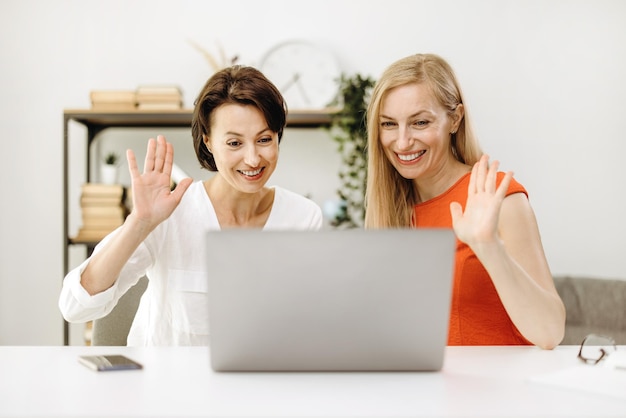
[364,53,483,228]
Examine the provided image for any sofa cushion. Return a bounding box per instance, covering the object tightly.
[553,276,626,345]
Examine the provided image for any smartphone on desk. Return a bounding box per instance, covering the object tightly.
[79,354,143,372]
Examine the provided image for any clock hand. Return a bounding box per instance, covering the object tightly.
[280,73,300,94]
[280,73,312,107]
[294,75,311,106]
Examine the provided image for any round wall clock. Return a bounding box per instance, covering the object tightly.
[259,40,341,110]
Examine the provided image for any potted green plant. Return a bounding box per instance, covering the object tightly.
[100,152,120,185]
[326,73,376,228]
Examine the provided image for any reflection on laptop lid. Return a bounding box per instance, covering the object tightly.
[206,229,455,372]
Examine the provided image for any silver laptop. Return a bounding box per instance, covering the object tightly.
[206,228,455,372]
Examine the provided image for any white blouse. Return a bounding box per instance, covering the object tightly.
[59,181,323,346]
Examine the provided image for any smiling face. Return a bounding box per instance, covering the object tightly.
[205,104,279,194]
[379,82,464,188]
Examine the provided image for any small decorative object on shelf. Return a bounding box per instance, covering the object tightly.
[187,38,239,73]
[100,152,120,185]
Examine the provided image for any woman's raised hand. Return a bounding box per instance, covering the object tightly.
[126,135,193,230]
[449,155,513,248]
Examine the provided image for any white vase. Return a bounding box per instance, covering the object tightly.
[100,165,119,185]
[322,199,348,223]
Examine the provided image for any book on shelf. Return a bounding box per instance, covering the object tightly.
[136,85,183,110]
[80,194,128,206]
[72,227,118,243]
[136,85,182,96]
[81,212,127,225]
[91,102,137,111]
[135,93,183,102]
[81,204,128,219]
[90,90,136,102]
[81,183,126,198]
[81,216,126,229]
[74,183,129,243]
[90,90,137,111]
[136,102,183,110]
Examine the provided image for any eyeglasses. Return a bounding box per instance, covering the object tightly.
[578,334,617,365]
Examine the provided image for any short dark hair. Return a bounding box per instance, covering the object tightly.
[191,65,287,171]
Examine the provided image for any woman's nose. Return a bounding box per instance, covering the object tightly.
[244,145,261,167]
[396,126,414,150]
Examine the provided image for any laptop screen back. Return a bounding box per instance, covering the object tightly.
[206,228,455,372]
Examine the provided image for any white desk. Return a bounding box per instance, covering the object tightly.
[0,345,624,417]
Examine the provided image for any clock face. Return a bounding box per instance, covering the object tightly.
[259,40,341,110]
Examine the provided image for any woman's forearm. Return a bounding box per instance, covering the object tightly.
[80,213,154,295]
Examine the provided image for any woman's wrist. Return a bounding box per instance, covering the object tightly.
[123,212,157,242]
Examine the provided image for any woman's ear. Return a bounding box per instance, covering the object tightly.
[451,103,465,133]
[203,134,212,153]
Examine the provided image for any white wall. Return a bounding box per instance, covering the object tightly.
[1,0,625,345]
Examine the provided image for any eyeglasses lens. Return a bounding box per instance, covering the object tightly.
[580,334,616,364]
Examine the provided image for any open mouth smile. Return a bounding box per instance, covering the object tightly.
[397,150,426,162]
[238,168,264,178]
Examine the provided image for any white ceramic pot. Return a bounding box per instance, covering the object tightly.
[100,164,119,185]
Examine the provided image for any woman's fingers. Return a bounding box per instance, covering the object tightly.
[496,171,514,200]
[144,137,156,173]
[127,148,140,179]
[142,135,171,174]
[154,135,167,172]
[468,160,479,194]
[162,141,174,178]
[485,159,499,194]
[472,155,506,195]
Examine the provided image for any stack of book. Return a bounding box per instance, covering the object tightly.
[90,90,137,111]
[73,183,129,243]
[136,85,183,110]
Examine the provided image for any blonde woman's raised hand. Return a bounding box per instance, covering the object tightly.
[126,135,193,231]
[449,155,513,248]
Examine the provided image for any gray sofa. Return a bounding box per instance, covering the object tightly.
[553,276,626,345]
[91,275,626,346]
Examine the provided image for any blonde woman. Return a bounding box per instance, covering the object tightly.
[365,54,565,349]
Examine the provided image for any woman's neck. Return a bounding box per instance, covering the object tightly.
[203,176,275,228]
[413,159,471,203]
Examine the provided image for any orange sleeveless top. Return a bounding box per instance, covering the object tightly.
[412,172,531,345]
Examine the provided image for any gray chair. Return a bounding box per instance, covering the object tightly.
[91,276,148,346]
